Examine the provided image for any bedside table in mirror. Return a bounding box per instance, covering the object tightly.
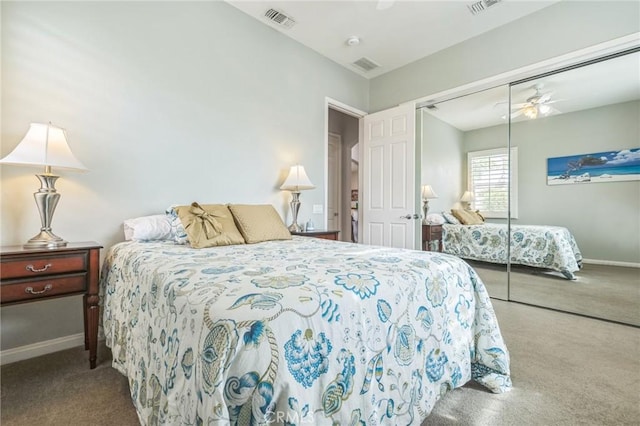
[422,224,442,252]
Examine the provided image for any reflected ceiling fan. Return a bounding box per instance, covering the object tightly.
[510,83,561,119]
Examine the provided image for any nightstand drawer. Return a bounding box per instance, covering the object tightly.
[314,233,339,240]
[1,242,102,368]
[428,228,442,239]
[0,273,87,303]
[0,252,87,280]
[290,230,339,240]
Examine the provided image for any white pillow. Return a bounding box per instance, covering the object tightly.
[124,215,172,241]
[165,206,189,244]
[426,213,445,225]
[442,212,461,225]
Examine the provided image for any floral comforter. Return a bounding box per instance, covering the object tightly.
[443,223,583,279]
[102,237,511,425]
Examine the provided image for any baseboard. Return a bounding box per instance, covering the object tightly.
[0,333,85,366]
[582,258,640,268]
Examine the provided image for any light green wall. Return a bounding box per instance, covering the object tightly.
[2,0,638,355]
[0,1,368,350]
[464,101,640,263]
[420,111,465,213]
[370,1,640,112]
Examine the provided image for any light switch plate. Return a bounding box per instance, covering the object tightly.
[313,204,323,214]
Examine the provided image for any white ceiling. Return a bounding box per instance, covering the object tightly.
[424,50,640,131]
[227,1,639,131]
[227,0,560,79]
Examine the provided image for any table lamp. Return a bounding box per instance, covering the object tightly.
[0,122,87,248]
[460,191,475,210]
[421,184,438,224]
[280,164,315,232]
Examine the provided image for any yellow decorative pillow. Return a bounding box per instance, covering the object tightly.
[175,203,245,248]
[228,204,292,244]
[451,209,485,225]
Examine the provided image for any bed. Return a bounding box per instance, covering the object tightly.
[101,237,511,425]
[442,223,583,280]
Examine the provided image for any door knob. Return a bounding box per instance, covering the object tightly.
[400,214,412,219]
[412,214,420,219]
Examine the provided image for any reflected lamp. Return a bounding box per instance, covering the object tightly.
[421,184,438,224]
[460,190,475,210]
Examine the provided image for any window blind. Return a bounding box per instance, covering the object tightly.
[467,148,517,218]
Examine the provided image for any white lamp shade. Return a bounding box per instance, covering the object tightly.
[460,191,475,202]
[0,123,87,171]
[421,185,438,200]
[280,165,315,191]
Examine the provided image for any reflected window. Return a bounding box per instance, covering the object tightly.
[467,147,518,218]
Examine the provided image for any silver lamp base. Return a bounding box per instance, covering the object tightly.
[287,191,303,232]
[25,230,67,248]
[422,200,430,225]
[288,222,303,233]
[24,172,68,249]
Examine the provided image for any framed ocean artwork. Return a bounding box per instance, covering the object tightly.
[547,148,640,185]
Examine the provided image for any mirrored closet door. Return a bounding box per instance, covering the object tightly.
[419,48,639,325]
[508,49,640,326]
[419,85,511,300]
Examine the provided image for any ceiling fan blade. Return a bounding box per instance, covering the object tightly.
[511,102,529,108]
[538,93,553,103]
[545,98,564,105]
[510,109,525,119]
[494,102,510,119]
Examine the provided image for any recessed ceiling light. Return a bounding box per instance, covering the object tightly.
[346,36,360,46]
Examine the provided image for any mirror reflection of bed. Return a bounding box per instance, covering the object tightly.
[420,49,640,327]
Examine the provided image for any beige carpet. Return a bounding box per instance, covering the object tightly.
[467,261,640,326]
[1,300,639,425]
[425,300,640,425]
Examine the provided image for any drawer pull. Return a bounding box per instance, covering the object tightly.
[25,284,53,295]
[26,263,52,273]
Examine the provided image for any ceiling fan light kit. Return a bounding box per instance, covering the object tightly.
[512,82,561,120]
[538,104,551,114]
[523,105,538,119]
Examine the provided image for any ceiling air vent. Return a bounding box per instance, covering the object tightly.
[467,0,502,15]
[352,57,381,73]
[264,8,296,29]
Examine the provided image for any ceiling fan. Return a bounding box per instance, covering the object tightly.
[510,83,561,119]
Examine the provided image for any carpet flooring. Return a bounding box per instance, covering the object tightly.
[467,261,640,326]
[1,300,639,425]
[426,300,639,425]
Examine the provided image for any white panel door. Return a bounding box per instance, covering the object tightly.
[361,103,417,249]
[327,133,341,233]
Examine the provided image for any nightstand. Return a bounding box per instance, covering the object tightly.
[422,224,442,252]
[0,242,102,369]
[290,230,340,240]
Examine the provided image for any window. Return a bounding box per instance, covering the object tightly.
[467,147,518,219]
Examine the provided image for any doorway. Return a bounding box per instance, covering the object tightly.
[326,99,363,243]
[326,98,418,249]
